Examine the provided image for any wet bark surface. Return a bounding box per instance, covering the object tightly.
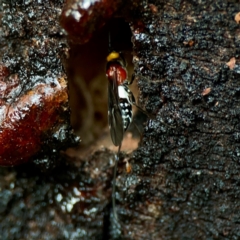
[125,1,240,239]
[0,0,79,166]
[1,0,240,239]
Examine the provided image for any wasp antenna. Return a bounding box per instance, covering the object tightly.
[129,73,135,85]
[132,103,154,119]
[108,32,113,53]
[112,144,121,222]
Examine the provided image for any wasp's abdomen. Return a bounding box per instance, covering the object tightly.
[119,99,132,131]
[118,84,133,131]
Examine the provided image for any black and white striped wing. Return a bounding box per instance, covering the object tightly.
[118,83,134,131]
[119,98,133,131]
[108,79,124,146]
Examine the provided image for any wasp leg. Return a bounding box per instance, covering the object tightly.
[132,121,144,143]
[131,102,154,119]
[132,101,176,129]
[128,75,176,129]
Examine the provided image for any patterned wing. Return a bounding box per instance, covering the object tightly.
[119,98,133,131]
[108,76,124,146]
[118,83,134,131]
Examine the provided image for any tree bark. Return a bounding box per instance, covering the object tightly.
[122,0,240,239]
[1,0,240,239]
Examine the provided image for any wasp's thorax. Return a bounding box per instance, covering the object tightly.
[106,52,127,85]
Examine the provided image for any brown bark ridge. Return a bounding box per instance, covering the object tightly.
[119,0,240,239]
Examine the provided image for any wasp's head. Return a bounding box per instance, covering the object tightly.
[106,51,126,68]
[106,51,127,85]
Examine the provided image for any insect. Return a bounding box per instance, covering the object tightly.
[106,51,135,146]
[106,51,136,220]
[106,51,175,222]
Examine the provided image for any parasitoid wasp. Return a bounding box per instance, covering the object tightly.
[106,49,175,222]
[106,51,148,221]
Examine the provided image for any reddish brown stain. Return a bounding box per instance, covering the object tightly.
[149,4,158,14]
[226,57,236,70]
[60,0,123,43]
[202,87,211,96]
[0,73,68,166]
[183,40,195,46]
[235,12,240,24]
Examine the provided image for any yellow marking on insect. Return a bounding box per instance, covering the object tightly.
[107,51,120,62]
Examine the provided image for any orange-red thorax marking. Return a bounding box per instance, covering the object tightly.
[106,63,127,86]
